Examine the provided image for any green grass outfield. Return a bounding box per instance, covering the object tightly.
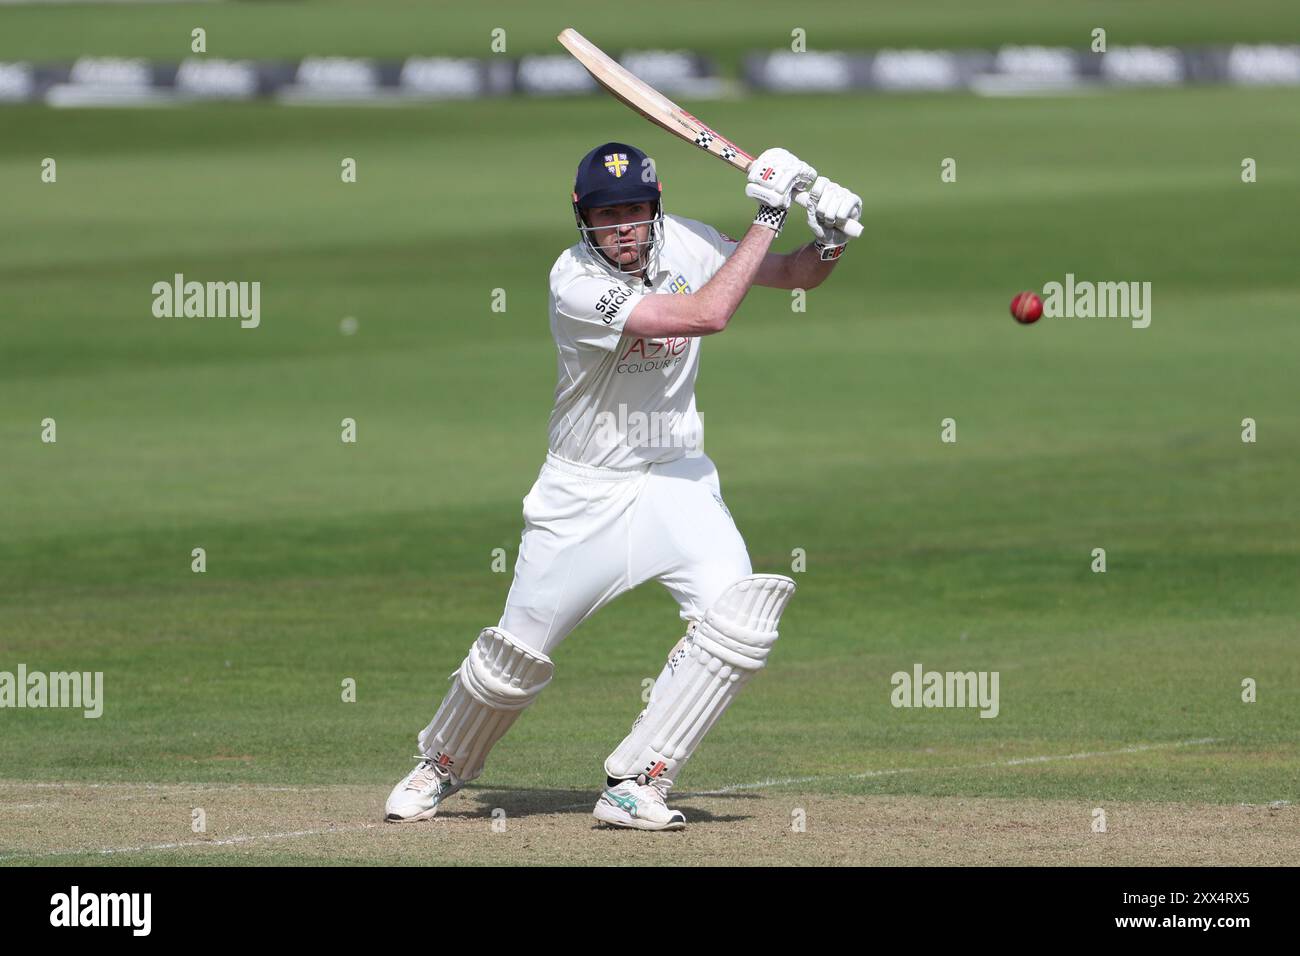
[3,0,1300,63]
[2,84,1296,808]
[1,1,1298,863]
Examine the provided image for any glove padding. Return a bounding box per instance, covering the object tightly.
[802,176,863,247]
[745,148,817,211]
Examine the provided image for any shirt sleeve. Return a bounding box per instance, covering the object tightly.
[673,216,738,278]
[553,276,648,352]
[703,222,740,267]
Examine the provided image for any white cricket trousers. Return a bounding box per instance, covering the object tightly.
[499,450,753,657]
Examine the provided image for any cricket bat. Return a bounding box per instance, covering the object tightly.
[557,28,862,238]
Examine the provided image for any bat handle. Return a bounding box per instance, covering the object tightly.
[792,190,863,239]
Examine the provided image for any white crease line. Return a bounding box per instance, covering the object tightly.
[550,737,1220,810]
[0,783,350,816]
[0,782,328,809]
[2,782,317,793]
[0,824,384,862]
[685,737,1222,797]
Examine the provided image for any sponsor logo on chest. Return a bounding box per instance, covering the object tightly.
[617,335,691,374]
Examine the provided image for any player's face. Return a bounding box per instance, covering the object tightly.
[585,202,654,270]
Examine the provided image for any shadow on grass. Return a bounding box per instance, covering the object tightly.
[463,785,762,824]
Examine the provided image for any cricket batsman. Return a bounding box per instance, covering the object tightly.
[385,142,861,829]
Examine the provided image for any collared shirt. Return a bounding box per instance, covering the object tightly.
[545,214,738,470]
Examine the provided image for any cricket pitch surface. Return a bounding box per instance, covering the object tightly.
[2,780,1293,866]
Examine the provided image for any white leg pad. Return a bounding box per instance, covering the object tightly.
[605,574,795,782]
[417,627,554,782]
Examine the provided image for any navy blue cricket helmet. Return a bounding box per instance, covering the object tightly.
[572,141,665,277]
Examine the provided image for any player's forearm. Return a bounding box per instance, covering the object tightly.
[778,242,840,290]
[622,225,774,339]
[697,224,776,332]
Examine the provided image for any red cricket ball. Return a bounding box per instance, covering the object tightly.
[1010,291,1043,324]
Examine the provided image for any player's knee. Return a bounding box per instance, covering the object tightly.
[497,605,562,657]
[695,573,797,672]
[693,556,754,612]
[459,626,554,709]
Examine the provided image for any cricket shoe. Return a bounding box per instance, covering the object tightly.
[593,773,686,831]
[384,755,465,823]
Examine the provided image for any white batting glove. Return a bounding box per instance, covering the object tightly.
[746,147,817,235]
[802,176,863,258]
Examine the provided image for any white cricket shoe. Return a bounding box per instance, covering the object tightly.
[384,755,465,823]
[593,773,686,831]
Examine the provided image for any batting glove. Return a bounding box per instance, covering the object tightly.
[802,176,863,259]
[746,147,817,235]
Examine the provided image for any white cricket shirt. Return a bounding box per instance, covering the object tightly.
[545,214,738,470]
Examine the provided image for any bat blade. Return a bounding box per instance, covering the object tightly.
[557,28,753,172]
[557,28,862,239]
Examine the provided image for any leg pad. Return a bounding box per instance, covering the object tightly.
[604,574,795,782]
[417,627,554,782]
